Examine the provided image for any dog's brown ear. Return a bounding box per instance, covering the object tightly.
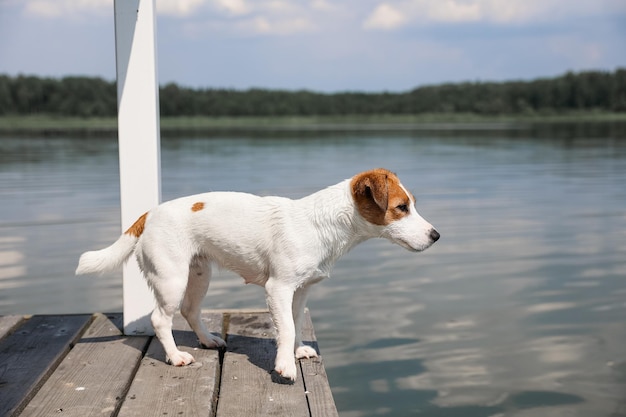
[351,169,389,225]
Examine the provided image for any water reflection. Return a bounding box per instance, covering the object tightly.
[0,241,26,288]
[1,125,625,416]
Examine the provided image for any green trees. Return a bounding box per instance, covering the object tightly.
[0,75,117,117]
[0,69,624,117]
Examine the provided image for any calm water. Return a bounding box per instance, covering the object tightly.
[1,125,625,416]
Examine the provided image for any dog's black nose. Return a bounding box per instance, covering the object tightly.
[429,229,440,242]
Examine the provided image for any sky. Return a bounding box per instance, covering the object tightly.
[0,0,625,92]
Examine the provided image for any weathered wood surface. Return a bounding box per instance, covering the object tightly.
[217,312,310,417]
[0,310,338,417]
[0,316,24,340]
[0,314,92,417]
[20,313,149,417]
[117,312,223,417]
[300,313,339,417]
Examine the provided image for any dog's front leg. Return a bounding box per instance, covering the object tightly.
[293,286,318,359]
[265,278,298,382]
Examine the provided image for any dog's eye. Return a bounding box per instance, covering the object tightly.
[397,204,409,213]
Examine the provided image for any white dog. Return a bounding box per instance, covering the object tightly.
[76,168,439,381]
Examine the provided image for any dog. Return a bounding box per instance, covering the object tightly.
[76,168,439,381]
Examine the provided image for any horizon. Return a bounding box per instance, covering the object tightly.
[3,68,622,96]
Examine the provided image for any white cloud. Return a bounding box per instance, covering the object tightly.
[310,0,337,12]
[19,0,626,26]
[425,1,482,23]
[363,0,626,29]
[213,0,249,16]
[363,3,407,30]
[176,0,325,37]
[236,15,316,35]
[19,0,316,35]
[158,0,206,17]
[171,0,324,36]
[23,0,206,18]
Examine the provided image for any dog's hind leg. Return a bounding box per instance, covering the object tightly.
[150,265,195,366]
[181,256,226,349]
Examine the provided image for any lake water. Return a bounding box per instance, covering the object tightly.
[1,124,625,417]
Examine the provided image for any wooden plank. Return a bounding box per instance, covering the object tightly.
[216,312,310,417]
[19,313,150,417]
[117,312,223,417]
[0,315,24,341]
[299,311,339,417]
[0,314,92,417]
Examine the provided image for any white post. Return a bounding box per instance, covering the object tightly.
[114,0,161,335]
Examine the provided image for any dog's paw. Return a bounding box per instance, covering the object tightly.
[295,344,318,359]
[166,350,195,366]
[199,334,227,349]
[274,357,298,382]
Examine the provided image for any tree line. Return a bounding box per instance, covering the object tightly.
[0,69,624,118]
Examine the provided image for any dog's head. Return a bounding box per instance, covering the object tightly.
[351,168,439,252]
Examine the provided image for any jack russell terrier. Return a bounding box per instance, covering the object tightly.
[76,168,439,382]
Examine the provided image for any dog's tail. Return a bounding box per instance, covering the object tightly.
[76,212,148,275]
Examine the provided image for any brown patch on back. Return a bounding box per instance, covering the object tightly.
[191,202,205,212]
[351,168,412,226]
[125,212,148,238]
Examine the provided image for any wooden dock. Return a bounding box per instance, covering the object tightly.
[0,310,338,417]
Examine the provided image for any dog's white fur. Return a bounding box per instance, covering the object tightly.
[76,168,439,381]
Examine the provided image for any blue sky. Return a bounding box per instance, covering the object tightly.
[1,0,625,92]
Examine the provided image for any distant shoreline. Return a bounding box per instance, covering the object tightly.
[1,112,625,136]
